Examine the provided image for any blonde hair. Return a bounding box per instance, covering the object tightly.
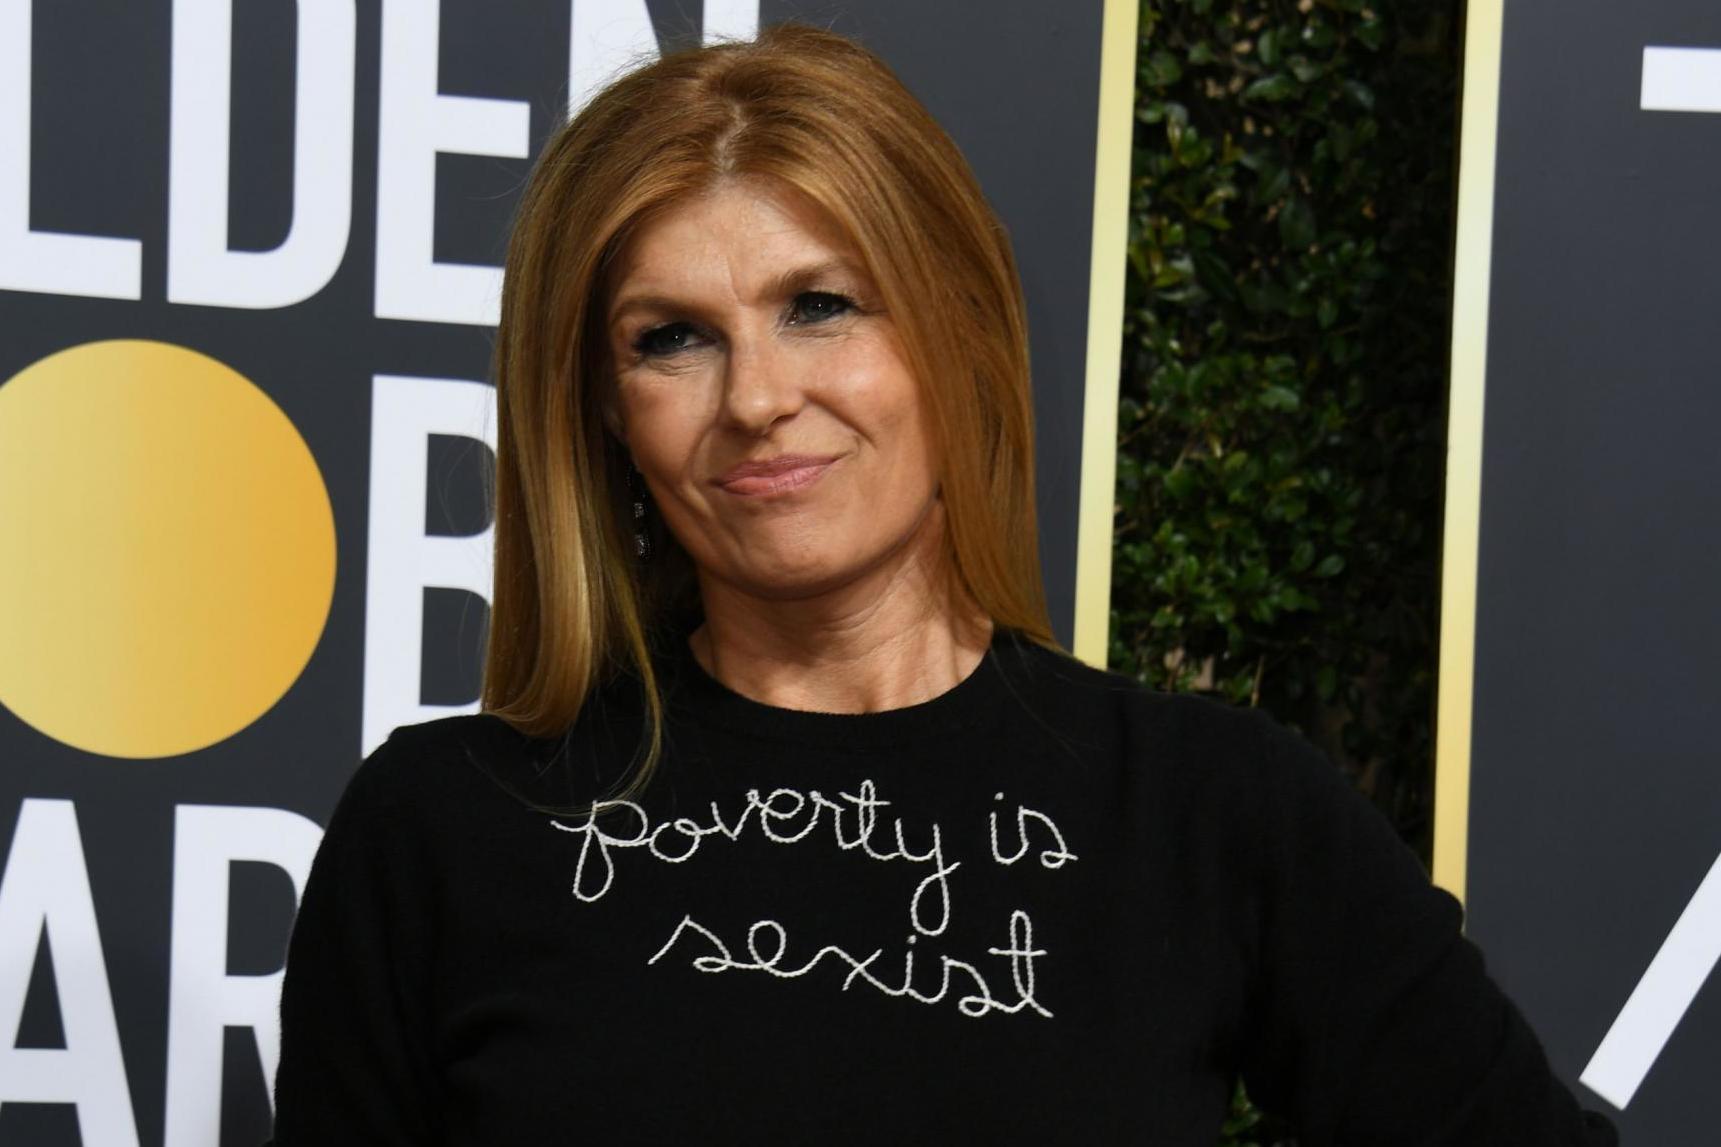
[482,22,1056,804]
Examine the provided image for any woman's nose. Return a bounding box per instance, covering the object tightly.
[719,328,804,435]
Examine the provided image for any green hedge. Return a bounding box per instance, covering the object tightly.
[1109,1,1459,1142]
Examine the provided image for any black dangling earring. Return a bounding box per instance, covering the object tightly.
[626,461,652,562]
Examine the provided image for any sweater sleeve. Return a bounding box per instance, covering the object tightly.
[266,731,442,1146]
[1227,706,1618,1147]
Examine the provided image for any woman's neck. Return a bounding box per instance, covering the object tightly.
[687,510,993,715]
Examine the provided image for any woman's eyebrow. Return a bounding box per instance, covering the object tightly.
[607,291,697,328]
[764,257,866,299]
[607,257,867,328]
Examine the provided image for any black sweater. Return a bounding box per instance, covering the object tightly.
[268,624,1618,1145]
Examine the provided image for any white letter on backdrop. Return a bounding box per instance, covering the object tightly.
[567,0,659,118]
[163,804,323,1143]
[1581,846,1721,1110]
[1641,46,1721,114]
[701,0,759,46]
[566,0,759,120]
[167,0,356,308]
[0,799,140,1146]
[361,374,497,757]
[0,0,142,299]
[376,0,530,325]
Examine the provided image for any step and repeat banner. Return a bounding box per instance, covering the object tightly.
[1438,0,1721,1141]
[0,1,1137,1142]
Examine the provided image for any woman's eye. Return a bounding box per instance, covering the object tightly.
[788,291,854,325]
[633,322,705,358]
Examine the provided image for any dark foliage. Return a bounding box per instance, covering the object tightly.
[1110,0,1461,1141]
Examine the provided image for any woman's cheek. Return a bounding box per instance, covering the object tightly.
[823,347,906,426]
[620,375,711,465]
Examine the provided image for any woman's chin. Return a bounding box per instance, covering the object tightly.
[695,512,936,602]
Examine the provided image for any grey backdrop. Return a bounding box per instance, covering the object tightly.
[1468,0,1721,1140]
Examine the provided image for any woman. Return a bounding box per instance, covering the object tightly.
[269,23,1618,1145]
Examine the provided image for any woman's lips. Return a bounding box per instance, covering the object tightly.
[715,455,840,496]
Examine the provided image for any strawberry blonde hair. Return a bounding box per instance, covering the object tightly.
[482,22,1054,803]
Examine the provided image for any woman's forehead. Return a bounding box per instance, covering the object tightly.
[603,180,871,311]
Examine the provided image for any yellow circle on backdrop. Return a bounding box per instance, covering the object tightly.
[0,339,336,759]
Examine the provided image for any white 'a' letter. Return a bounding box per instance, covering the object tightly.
[0,799,140,1146]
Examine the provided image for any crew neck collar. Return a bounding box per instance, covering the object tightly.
[654,619,1028,749]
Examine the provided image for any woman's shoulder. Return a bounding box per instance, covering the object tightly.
[380,710,549,764]
[331,710,590,830]
[997,634,1337,789]
[999,642,1392,871]
[1005,643,1431,899]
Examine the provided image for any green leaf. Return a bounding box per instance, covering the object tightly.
[1253,162,1291,207]
[1164,465,1197,499]
[1278,195,1317,251]
[1127,243,1154,286]
[1192,250,1241,304]
[1303,20,1338,51]
[1257,28,1282,67]
[1328,122,1355,163]
[1142,49,1183,88]
[1315,554,1346,577]
[1243,74,1298,102]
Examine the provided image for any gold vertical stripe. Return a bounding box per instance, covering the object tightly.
[1072,0,1141,668]
[1435,0,1506,906]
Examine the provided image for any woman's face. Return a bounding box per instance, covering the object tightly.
[601,178,943,602]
